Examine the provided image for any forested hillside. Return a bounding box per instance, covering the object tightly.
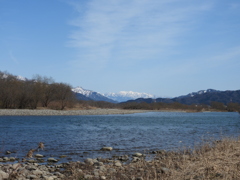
[0,71,75,110]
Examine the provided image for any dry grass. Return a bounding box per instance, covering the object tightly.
[63,137,240,180]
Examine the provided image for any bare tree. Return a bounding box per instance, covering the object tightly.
[54,83,75,110]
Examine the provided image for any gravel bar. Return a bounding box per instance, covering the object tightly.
[0,109,149,116]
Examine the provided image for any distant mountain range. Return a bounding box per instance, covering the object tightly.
[72,87,156,103]
[125,89,240,105]
[72,87,116,103]
[103,91,155,102]
[8,73,240,105]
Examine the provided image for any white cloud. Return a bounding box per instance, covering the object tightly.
[9,50,18,64]
[67,0,213,70]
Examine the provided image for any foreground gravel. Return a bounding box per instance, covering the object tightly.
[0,109,149,116]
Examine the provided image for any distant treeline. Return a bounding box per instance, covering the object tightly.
[1,71,240,112]
[0,71,75,110]
[76,100,240,112]
[121,101,240,112]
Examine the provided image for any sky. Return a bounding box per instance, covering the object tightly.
[1,0,240,97]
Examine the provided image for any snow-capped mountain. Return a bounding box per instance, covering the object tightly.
[72,87,116,103]
[103,91,155,102]
[72,87,93,97]
[16,75,27,81]
[181,89,219,98]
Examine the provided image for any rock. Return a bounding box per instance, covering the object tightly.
[27,159,37,163]
[118,155,129,161]
[32,169,43,175]
[3,157,8,161]
[132,157,140,163]
[135,177,144,180]
[55,164,64,168]
[35,154,44,158]
[27,174,38,179]
[47,158,58,163]
[115,162,122,167]
[161,167,170,174]
[12,163,21,169]
[84,158,94,165]
[0,158,3,162]
[59,155,67,158]
[43,176,56,180]
[93,171,99,177]
[94,162,104,166]
[92,159,99,163]
[121,174,129,179]
[100,176,106,180]
[101,147,113,151]
[26,165,37,171]
[77,169,83,173]
[0,170,9,179]
[6,151,11,154]
[98,166,107,172]
[108,168,116,173]
[36,158,45,163]
[38,165,48,171]
[84,174,93,179]
[133,153,143,157]
[9,157,16,161]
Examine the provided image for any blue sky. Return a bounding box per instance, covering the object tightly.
[1,0,240,97]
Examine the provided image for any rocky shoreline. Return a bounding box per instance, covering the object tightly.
[0,109,150,116]
[0,149,157,180]
[1,138,240,179]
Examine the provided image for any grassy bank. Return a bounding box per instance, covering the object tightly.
[2,137,240,179]
[63,137,240,180]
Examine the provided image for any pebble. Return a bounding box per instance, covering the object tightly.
[101,147,113,151]
[84,174,94,179]
[133,153,143,157]
[84,158,93,165]
[115,162,122,167]
[3,157,8,161]
[6,151,11,154]
[161,167,170,174]
[100,176,107,180]
[0,170,9,179]
[108,168,117,173]
[47,158,58,163]
[35,154,44,158]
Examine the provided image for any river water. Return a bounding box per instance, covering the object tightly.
[0,112,240,163]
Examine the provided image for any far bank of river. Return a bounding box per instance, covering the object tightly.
[0,109,151,116]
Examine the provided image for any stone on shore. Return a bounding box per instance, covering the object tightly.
[35,154,44,158]
[6,151,11,154]
[0,170,9,179]
[101,147,113,151]
[47,158,58,163]
[59,155,67,158]
[3,157,8,161]
[114,162,122,167]
[133,152,143,157]
[84,158,94,165]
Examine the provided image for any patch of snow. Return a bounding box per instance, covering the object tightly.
[16,75,27,81]
[104,91,155,102]
[72,86,93,97]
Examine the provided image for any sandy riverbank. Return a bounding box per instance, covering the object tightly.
[0,109,150,116]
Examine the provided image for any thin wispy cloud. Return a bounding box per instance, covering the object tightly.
[68,0,212,70]
[9,50,18,64]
